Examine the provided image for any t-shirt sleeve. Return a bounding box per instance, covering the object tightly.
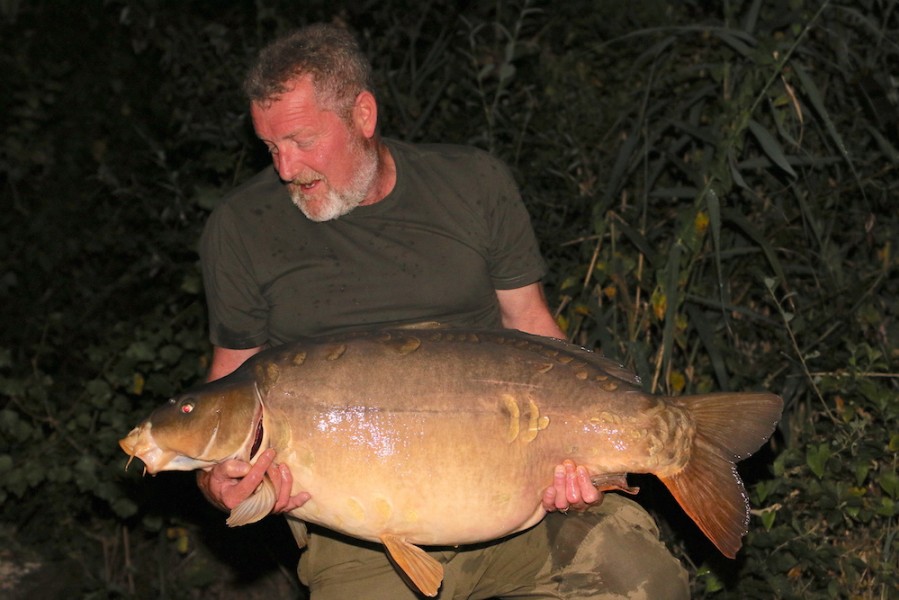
[480,155,548,290]
[199,203,270,349]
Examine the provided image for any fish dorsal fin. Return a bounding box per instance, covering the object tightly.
[511,332,643,387]
[393,321,444,330]
[226,477,276,527]
[380,534,444,597]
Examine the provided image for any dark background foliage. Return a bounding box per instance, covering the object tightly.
[1,1,896,598]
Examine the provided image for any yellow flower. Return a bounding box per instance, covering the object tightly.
[694,210,710,235]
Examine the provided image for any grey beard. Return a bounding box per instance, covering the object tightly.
[289,145,380,222]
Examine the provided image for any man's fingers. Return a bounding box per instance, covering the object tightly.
[267,462,291,511]
[554,463,571,510]
[542,478,558,511]
[284,491,312,512]
[563,459,582,503]
[260,456,311,513]
[577,465,601,504]
[227,449,276,502]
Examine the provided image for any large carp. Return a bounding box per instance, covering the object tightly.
[120,328,782,596]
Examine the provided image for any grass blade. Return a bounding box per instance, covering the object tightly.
[747,118,797,178]
[722,207,788,288]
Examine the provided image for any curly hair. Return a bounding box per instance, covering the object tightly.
[243,23,374,118]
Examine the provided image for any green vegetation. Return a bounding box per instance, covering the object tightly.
[1,0,896,597]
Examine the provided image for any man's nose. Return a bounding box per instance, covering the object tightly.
[273,146,303,182]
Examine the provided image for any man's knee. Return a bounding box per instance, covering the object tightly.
[540,495,689,599]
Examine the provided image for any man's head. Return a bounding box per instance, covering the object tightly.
[245,24,385,222]
[244,23,375,122]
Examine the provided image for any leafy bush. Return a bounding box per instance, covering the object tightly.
[1,0,896,597]
[720,354,898,598]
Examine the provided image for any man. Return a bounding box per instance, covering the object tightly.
[197,23,688,599]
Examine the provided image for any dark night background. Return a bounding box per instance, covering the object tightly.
[1,1,897,598]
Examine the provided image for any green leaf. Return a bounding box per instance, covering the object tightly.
[806,443,832,479]
[854,463,870,486]
[772,452,786,477]
[159,344,184,365]
[792,62,851,162]
[612,216,658,266]
[876,497,896,517]
[740,0,762,33]
[660,240,683,383]
[86,378,113,406]
[880,471,899,498]
[703,186,727,327]
[112,497,138,518]
[687,304,728,390]
[126,340,157,362]
[142,514,164,532]
[865,125,899,164]
[889,434,899,453]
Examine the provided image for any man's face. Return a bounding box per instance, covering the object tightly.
[250,76,379,221]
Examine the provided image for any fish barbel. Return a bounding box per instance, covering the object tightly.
[120,328,782,596]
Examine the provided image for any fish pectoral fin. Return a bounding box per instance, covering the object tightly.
[226,477,277,527]
[590,473,639,495]
[380,534,444,597]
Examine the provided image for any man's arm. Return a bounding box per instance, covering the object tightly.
[197,345,311,514]
[496,282,603,512]
[206,346,265,382]
[495,282,565,339]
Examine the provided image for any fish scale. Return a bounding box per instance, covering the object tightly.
[120,327,782,597]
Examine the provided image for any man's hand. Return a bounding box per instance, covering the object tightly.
[542,459,603,513]
[197,448,311,513]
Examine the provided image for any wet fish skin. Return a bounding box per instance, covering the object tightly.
[120,328,783,597]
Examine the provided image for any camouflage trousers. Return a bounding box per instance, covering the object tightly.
[294,494,689,599]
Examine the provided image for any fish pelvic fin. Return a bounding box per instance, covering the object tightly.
[590,472,639,495]
[226,477,277,527]
[380,534,444,597]
[285,516,309,549]
[662,391,782,558]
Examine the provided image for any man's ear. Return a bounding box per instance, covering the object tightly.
[353,90,378,138]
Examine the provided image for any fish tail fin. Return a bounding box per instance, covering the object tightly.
[226,477,277,527]
[659,392,782,558]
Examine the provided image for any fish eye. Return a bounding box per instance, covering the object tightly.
[180,399,195,414]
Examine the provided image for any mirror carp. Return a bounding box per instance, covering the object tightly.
[120,328,782,596]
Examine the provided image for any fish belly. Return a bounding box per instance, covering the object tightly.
[278,410,564,546]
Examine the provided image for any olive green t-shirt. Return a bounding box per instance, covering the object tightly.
[199,139,547,348]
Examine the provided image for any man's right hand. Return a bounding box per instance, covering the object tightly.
[197,448,311,514]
